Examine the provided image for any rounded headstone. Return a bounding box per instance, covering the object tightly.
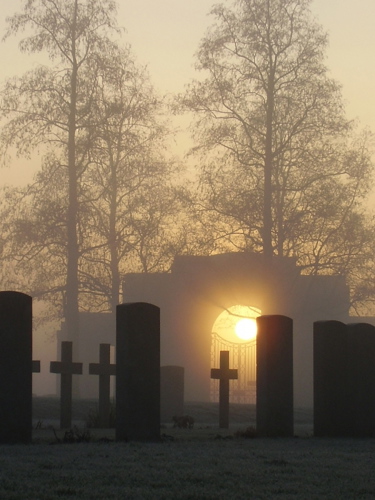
[256,315,293,437]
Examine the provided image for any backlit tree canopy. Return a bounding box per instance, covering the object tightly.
[0,0,121,336]
[179,0,375,310]
[0,0,184,319]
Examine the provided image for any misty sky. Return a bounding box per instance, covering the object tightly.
[0,0,374,187]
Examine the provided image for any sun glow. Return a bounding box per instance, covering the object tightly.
[235,318,257,341]
[212,304,261,343]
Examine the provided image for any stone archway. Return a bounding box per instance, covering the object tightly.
[123,252,350,406]
[210,304,260,404]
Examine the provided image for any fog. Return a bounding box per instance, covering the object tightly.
[0,0,375,399]
[0,0,374,186]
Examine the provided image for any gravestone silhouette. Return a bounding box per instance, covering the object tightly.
[116,302,160,441]
[211,350,238,428]
[315,321,375,437]
[89,343,116,428]
[256,315,294,437]
[50,341,83,429]
[161,365,184,422]
[0,291,32,443]
[313,320,348,436]
[347,323,375,436]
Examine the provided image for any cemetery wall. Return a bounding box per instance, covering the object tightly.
[54,252,353,407]
[122,253,351,407]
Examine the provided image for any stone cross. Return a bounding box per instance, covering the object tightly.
[50,341,83,429]
[89,343,116,428]
[211,350,238,429]
[32,360,41,373]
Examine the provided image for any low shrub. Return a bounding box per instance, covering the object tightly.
[172,415,195,429]
[234,426,257,438]
[86,401,116,428]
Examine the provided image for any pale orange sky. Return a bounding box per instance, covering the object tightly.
[0,0,374,186]
[122,0,375,121]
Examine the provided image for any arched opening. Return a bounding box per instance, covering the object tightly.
[210,305,261,403]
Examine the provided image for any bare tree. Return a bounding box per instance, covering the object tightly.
[0,0,120,341]
[78,45,185,312]
[179,0,373,258]
[0,25,188,316]
[0,160,69,319]
[178,0,375,310]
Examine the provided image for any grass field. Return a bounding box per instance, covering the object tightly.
[1,398,374,499]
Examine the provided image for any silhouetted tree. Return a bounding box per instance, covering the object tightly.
[0,10,188,316]
[0,162,70,319]
[79,46,185,311]
[179,0,375,310]
[0,0,120,340]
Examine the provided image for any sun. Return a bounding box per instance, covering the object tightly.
[212,304,261,343]
[235,318,257,341]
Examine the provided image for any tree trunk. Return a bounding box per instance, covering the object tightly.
[263,83,274,261]
[109,157,120,312]
[263,0,275,263]
[65,0,80,394]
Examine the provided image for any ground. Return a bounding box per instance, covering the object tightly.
[0,399,374,499]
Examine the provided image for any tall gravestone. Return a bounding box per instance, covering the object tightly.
[161,365,184,422]
[116,302,160,441]
[313,320,349,437]
[256,315,294,437]
[0,291,32,443]
[347,323,375,437]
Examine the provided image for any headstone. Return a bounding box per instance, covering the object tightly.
[256,315,294,437]
[116,302,160,441]
[0,291,32,443]
[161,365,184,423]
[50,341,83,429]
[211,350,238,429]
[347,323,375,437]
[313,320,348,437]
[89,343,116,428]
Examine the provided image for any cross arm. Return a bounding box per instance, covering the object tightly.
[50,361,83,375]
[89,363,116,376]
[32,360,41,373]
